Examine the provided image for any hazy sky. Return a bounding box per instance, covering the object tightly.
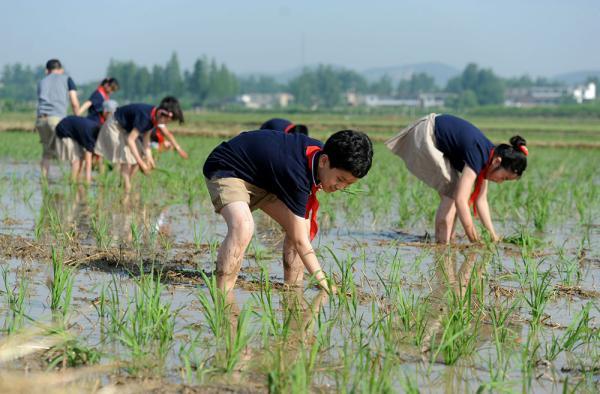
[2,0,599,82]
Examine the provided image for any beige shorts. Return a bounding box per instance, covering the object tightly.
[385,113,459,197]
[94,116,142,165]
[35,116,61,160]
[205,177,278,213]
[55,137,84,162]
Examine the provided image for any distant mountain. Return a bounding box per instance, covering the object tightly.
[362,62,461,87]
[553,70,600,85]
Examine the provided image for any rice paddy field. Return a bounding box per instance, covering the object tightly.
[0,113,598,393]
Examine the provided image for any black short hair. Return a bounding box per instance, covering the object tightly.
[323,130,373,178]
[158,96,184,124]
[292,124,309,135]
[101,77,120,90]
[46,59,62,71]
[494,135,528,176]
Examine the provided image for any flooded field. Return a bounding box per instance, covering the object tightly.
[0,131,598,393]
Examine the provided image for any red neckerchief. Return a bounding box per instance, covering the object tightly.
[284,123,296,134]
[305,146,322,241]
[150,107,158,129]
[97,86,110,124]
[469,148,495,217]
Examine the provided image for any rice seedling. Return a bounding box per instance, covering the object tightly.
[48,248,74,318]
[197,271,253,373]
[544,303,593,362]
[119,269,177,368]
[1,266,30,334]
[90,214,111,250]
[518,258,553,329]
[46,337,102,369]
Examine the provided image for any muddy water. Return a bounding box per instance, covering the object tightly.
[1,160,599,392]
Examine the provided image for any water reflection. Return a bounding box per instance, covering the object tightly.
[422,250,490,355]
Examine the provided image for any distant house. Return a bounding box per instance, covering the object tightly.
[505,87,566,106]
[351,93,446,108]
[572,82,596,104]
[505,83,596,106]
[237,93,293,109]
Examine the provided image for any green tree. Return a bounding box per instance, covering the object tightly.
[186,56,210,104]
[445,63,504,106]
[397,72,436,96]
[164,52,183,96]
[370,74,394,96]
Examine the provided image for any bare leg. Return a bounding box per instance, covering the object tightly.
[41,158,50,178]
[83,152,93,184]
[216,202,255,293]
[280,219,311,285]
[70,159,81,183]
[435,194,457,244]
[120,164,132,192]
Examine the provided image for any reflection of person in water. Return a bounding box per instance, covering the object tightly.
[226,288,328,378]
[38,185,90,238]
[281,289,329,344]
[101,190,171,245]
[421,251,488,355]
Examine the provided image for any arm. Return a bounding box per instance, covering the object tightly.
[76,100,92,116]
[127,129,150,174]
[69,90,81,115]
[83,151,93,184]
[454,166,479,242]
[143,131,155,168]
[286,215,335,293]
[158,125,188,159]
[474,180,499,242]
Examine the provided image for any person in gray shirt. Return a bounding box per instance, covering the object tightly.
[36,58,80,178]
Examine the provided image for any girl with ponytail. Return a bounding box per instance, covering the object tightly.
[386,114,528,244]
[94,96,188,191]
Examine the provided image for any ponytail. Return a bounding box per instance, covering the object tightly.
[494,135,528,176]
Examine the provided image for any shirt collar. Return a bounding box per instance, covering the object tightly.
[311,151,321,187]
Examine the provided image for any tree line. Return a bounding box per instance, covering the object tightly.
[0,54,577,110]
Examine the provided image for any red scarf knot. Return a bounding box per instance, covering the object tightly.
[469,148,494,217]
[284,123,296,134]
[305,145,322,241]
[97,86,110,124]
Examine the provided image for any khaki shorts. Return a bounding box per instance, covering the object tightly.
[94,116,142,165]
[205,177,278,213]
[56,137,84,162]
[35,116,61,160]
[385,113,459,197]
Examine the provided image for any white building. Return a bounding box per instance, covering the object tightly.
[238,93,293,109]
[572,82,596,104]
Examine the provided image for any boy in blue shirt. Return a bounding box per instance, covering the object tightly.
[203,129,373,294]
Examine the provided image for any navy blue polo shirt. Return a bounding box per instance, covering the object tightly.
[203,130,323,217]
[113,103,155,133]
[434,114,495,174]
[86,89,105,123]
[55,116,100,153]
[260,118,293,133]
